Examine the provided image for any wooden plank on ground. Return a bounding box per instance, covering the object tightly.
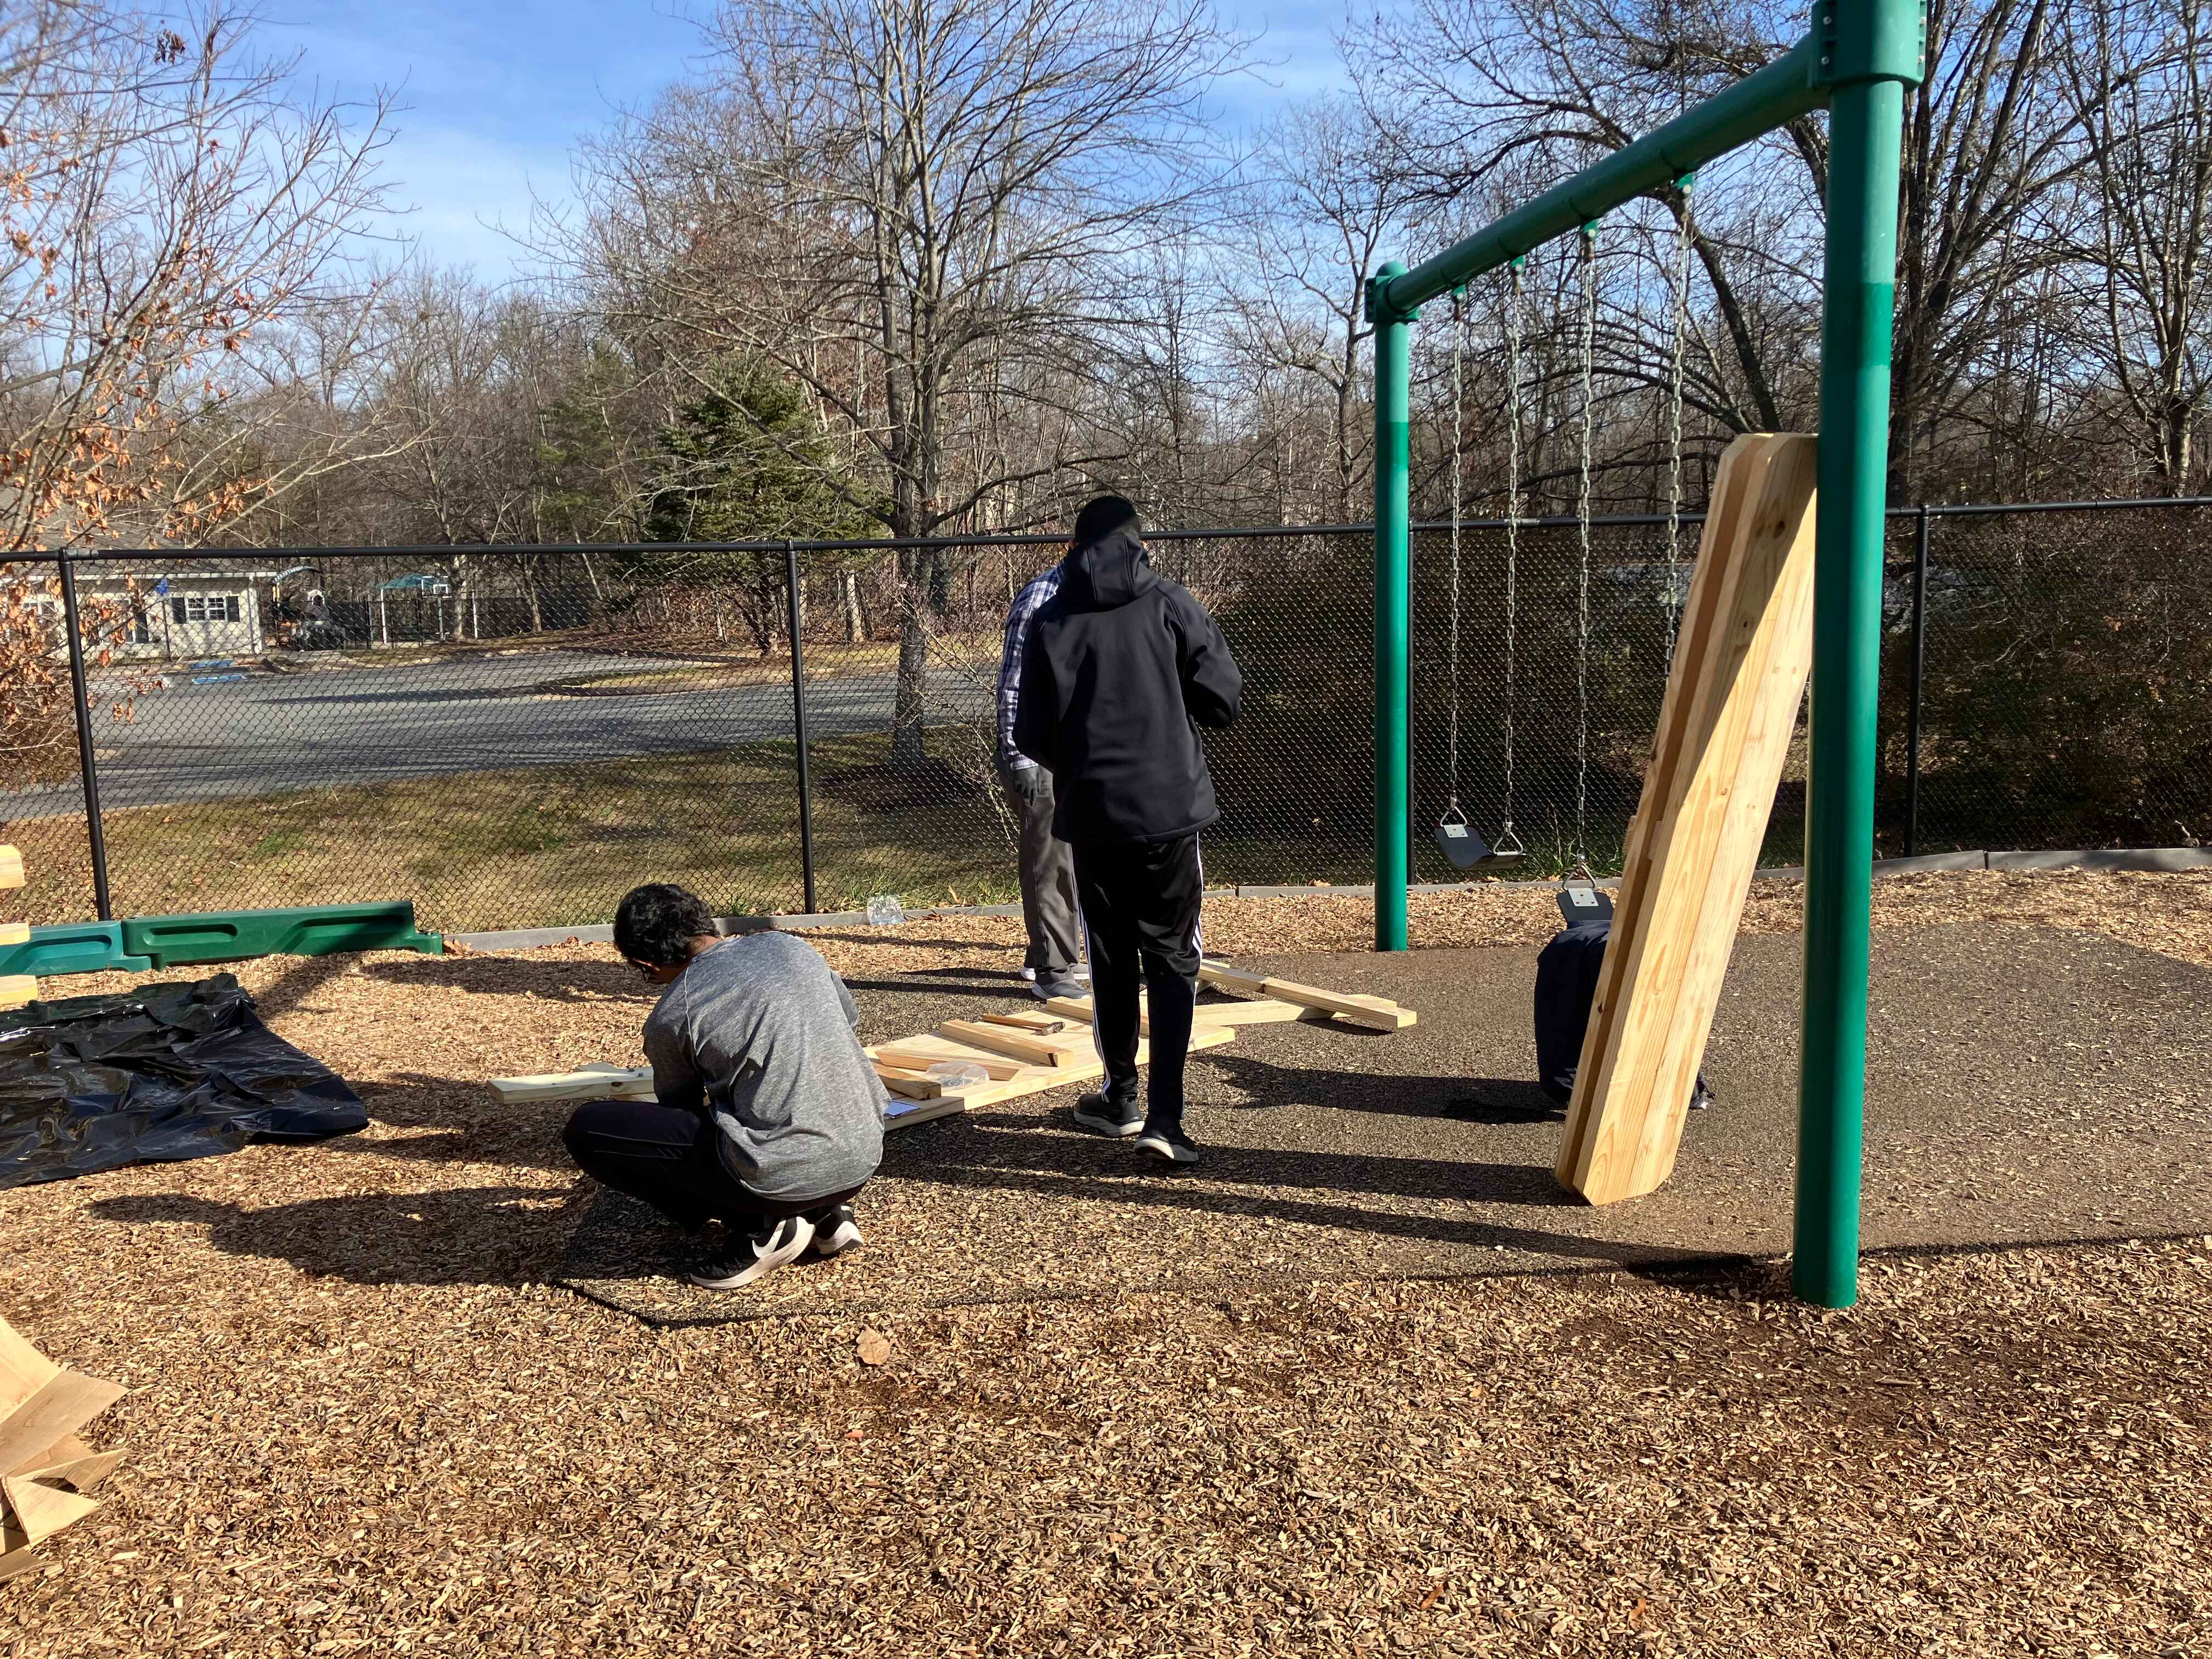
[0,977,35,1012]
[0,1321,60,1417]
[488,1062,653,1105]
[1197,962,1417,1030]
[872,1042,1023,1081]
[0,924,27,947]
[973,1011,1069,1035]
[936,1019,1088,1068]
[1555,432,1819,1205]
[1045,993,1336,1031]
[0,847,20,890]
[879,1024,1234,1130]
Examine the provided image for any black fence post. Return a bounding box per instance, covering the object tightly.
[1904,503,1929,859]
[785,541,817,916]
[58,556,115,921]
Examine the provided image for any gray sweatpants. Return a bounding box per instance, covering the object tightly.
[1003,765,1082,978]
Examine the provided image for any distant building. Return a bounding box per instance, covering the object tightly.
[73,566,275,661]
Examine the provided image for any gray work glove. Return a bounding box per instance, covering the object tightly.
[1005,762,1051,802]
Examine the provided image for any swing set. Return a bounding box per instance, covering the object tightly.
[1369,0,1927,1308]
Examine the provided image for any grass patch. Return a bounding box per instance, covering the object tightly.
[3,730,1026,934]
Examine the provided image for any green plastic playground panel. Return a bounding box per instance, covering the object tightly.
[120,903,443,969]
[0,922,154,978]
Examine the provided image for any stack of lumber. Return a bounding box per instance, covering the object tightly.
[1555,433,1819,1205]
[487,963,1417,1133]
[1,846,33,1011]
[0,1317,125,1582]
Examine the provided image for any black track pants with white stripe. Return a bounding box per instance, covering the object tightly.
[1071,832,1203,1125]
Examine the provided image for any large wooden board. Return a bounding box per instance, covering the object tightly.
[0,847,20,890]
[1555,433,1819,1204]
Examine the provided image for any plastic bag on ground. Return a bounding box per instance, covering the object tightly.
[0,973,367,1189]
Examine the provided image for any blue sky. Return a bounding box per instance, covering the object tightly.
[262,1,1359,280]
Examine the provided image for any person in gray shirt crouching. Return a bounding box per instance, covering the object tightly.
[562,883,887,1290]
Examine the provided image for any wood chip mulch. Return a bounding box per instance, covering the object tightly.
[1,868,2208,1656]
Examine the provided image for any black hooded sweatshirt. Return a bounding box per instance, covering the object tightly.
[1013,523,1242,844]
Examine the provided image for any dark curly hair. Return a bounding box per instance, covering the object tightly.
[613,883,716,968]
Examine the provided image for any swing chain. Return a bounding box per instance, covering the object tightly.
[1663,177,1695,659]
[1446,286,1465,817]
[1573,224,1598,874]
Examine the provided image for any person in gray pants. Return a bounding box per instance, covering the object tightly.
[998,555,1085,1001]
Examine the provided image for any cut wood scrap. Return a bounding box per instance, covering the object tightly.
[936,1019,1088,1068]
[0,977,35,1012]
[0,1321,60,1415]
[1,1475,98,1547]
[0,1319,122,1575]
[0,923,27,947]
[18,1448,122,1495]
[0,1373,124,1477]
[1196,962,1417,1030]
[1556,433,1818,1206]
[872,1043,1023,1081]
[0,846,20,890]
[488,1062,653,1105]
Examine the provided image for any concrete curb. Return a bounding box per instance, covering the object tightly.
[442,844,2206,951]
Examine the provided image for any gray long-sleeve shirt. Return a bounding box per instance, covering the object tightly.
[641,931,886,1201]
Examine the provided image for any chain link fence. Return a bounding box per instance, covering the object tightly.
[3,499,2205,934]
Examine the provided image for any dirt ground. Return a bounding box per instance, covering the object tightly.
[2,868,2209,1656]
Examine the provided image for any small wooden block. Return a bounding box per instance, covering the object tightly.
[0,977,35,1012]
[974,1011,1068,1035]
[0,1475,99,1546]
[0,923,27,947]
[872,1064,945,1102]
[883,1094,970,1130]
[0,847,20,890]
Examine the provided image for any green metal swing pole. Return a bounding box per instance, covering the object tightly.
[1371,261,1414,952]
[1797,2,1922,1309]
[1366,2,1925,1305]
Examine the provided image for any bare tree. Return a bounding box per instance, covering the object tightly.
[0,1,391,551]
[2060,0,2212,493]
[560,0,1245,764]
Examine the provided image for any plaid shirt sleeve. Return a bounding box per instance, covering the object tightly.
[997,565,1062,770]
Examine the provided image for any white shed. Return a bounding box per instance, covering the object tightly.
[80,568,270,662]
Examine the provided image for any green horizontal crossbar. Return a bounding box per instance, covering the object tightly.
[0,922,153,979]
[1374,37,1825,322]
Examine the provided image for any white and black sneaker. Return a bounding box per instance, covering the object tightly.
[683,1215,816,1290]
[809,1203,865,1259]
[1135,1120,1201,1166]
[1071,1092,1143,1138]
[1032,972,1086,1002]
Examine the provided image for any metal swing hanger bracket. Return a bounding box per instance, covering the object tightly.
[1367,2,1926,326]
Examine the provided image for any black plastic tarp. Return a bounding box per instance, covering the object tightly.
[0,973,366,1188]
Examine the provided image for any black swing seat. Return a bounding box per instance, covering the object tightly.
[1435,812,1526,873]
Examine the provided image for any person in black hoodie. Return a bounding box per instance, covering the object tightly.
[1013,494,1242,1164]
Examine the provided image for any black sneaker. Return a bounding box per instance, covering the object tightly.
[809,1203,864,1259]
[1135,1120,1200,1166]
[683,1215,816,1290]
[1032,973,1086,1002]
[1071,1092,1143,1137]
